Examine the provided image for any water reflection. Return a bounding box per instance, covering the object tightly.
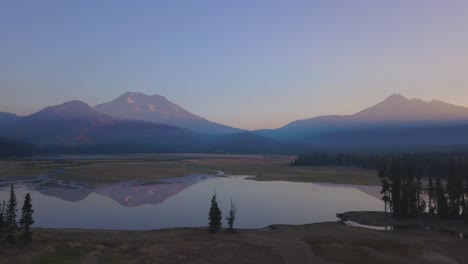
[94,175,207,206]
[0,175,384,230]
[39,188,91,202]
[0,174,207,206]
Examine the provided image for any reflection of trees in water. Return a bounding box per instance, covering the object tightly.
[353,185,382,200]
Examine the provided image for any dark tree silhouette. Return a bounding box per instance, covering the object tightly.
[427,176,436,215]
[379,165,391,214]
[0,200,5,233]
[208,193,222,233]
[19,193,34,245]
[0,137,36,158]
[225,198,236,233]
[295,152,468,220]
[5,184,18,241]
[416,167,426,214]
[464,174,468,222]
[435,176,449,218]
[390,159,402,218]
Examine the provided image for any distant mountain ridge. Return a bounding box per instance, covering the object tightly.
[0,100,201,147]
[353,94,468,122]
[279,94,468,134]
[0,99,283,154]
[94,92,243,134]
[249,94,468,150]
[0,112,20,123]
[2,93,468,153]
[27,100,114,124]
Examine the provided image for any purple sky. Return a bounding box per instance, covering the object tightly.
[2,0,468,129]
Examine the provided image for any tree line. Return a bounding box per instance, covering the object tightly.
[379,154,468,220]
[292,152,468,178]
[293,152,468,221]
[292,152,393,169]
[0,137,36,158]
[0,185,34,245]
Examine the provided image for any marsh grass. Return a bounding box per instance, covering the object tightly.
[0,154,379,186]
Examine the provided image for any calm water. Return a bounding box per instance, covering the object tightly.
[0,174,383,230]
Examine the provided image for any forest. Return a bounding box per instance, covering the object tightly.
[0,138,36,158]
[293,152,468,220]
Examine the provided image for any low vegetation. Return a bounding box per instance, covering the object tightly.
[0,223,466,264]
[0,154,380,185]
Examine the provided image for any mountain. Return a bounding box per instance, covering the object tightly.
[0,112,20,124]
[94,92,243,134]
[27,100,113,123]
[0,100,283,154]
[353,94,468,122]
[208,131,296,154]
[277,94,468,136]
[305,123,468,150]
[5,93,468,153]
[253,93,468,150]
[0,100,205,148]
[0,101,117,145]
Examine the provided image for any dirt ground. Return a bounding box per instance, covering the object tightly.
[1,222,466,264]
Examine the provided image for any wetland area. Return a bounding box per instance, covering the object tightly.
[1,154,467,264]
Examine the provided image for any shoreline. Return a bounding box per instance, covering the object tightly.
[337,211,468,236]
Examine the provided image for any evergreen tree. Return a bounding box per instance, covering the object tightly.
[445,161,461,218]
[435,176,449,218]
[415,167,426,214]
[208,193,222,233]
[464,174,468,221]
[5,184,18,241]
[427,176,436,215]
[390,159,402,218]
[399,160,408,217]
[19,193,34,245]
[225,198,236,233]
[378,165,391,214]
[0,200,5,233]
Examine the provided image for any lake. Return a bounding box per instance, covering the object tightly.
[0,174,383,230]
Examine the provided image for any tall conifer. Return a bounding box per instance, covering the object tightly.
[208,193,222,233]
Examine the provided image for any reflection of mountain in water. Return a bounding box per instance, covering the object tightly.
[39,188,91,202]
[95,175,207,206]
[12,174,208,207]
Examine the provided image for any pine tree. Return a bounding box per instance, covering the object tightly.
[435,176,449,218]
[379,165,391,214]
[208,193,222,233]
[427,176,436,215]
[19,193,34,245]
[390,159,402,218]
[225,198,236,233]
[415,167,426,214]
[464,174,468,221]
[5,184,18,241]
[0,200,5,233]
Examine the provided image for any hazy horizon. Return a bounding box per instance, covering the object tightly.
[2,1,468,129]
